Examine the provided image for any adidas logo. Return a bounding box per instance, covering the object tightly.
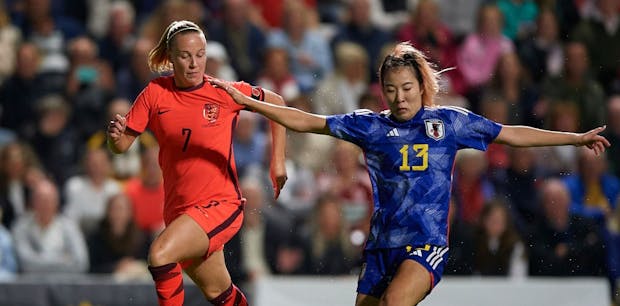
[386,128,400,137]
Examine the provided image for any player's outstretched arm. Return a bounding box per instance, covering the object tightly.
[494,125,611,155]
[210,78,330,134]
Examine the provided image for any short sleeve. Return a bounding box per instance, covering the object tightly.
[232,81,264,101]
[450,108,502,151]
[125,85,152,134]
[326,110,374,147]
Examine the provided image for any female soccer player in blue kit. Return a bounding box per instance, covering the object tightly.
[211,42,610,306]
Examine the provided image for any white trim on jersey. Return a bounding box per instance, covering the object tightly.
[436,105,470,115]
[353,108,374,115]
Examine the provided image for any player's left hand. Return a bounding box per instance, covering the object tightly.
[577,125,611,155]
[270,162,287,200]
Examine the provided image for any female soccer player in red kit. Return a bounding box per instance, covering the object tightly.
[107,20,288,306]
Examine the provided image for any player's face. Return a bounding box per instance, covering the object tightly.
[382,66,423,122]
[169,32,207,88]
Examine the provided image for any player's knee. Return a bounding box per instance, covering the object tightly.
[148,239,176,266]
[380,290,407,306]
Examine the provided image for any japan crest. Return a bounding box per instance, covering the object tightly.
[424,119,445,140]
[203,104,219,123]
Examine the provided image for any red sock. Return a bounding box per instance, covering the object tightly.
[209,283,248,306]
[148,263,185,306]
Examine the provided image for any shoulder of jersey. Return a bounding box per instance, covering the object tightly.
[431,105,470,115]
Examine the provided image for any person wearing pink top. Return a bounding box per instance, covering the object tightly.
[457,4,514,92]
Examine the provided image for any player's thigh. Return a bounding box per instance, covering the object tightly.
[356,293,380,306]
[380,259,430,306]
[149,214,210,265]
[184,250,231,299]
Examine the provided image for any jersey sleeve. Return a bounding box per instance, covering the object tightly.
[448,107,502,151]
[326,109,374,147]
[125,84,153,134]
[231,81,265,108]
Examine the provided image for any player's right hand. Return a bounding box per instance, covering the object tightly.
[209,78,247,106]
[107,114,127,142]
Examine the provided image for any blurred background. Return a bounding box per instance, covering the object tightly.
[0,0,618,305]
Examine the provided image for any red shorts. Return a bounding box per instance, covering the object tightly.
[180,200,244,268]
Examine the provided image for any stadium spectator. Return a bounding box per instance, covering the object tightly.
[107,20,287,306]
[316,140,372,236]
[28,94,80,188]
[267,0,333,93]
[138,0,196,44]
[97,1,136,75]
[495,147,541,235]
[0,42,61,139]
[0,0,21,86]
[225,175,306,294]
[0,141,41,229]
[496,0,539,41]
[204,40,238,81]
[0,217,17,279]
[528,178,606,276]
[208,0,267,82]
[534,101,581,176]
[606,95,620,178]
[482,51,540,126]
[435,0,485,38]
[124,145,165,236]
[87,193,150,279]
[453,148,495,226]
[457,4,514,105]
[63,147,121,236]
[12,179,89,273]
[396,0,461,93]
[604,200,620,306]
[303,193,360,275]
[540,41,606,131]
[571,0,620,94]
[563,147,619,222]
[313,41,370,115]
[233,110,268,178]
[445,198,475,275]
[14,0,83,74]
[473,199,527,277]
[65,35,115,141]
[256,46,301,101]
[332,0,393,82]
[115,37,157,101]
[517,8,564,83]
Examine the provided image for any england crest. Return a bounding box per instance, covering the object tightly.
[424,119,445,140]
[203,104,219,123]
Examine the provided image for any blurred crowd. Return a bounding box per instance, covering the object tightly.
[0,0,619,303]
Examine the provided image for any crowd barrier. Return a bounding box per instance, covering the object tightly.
[0,274,610,306]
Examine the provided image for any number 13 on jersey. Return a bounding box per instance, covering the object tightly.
[399,144,428,171]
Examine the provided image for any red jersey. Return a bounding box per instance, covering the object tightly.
[126,75,261,224]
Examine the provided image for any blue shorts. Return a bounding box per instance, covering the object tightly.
[357,245,449,298]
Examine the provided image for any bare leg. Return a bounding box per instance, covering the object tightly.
[147,214,210,306]
[356,293,380,306]
[184,250,232,299]
[379,260,431,306]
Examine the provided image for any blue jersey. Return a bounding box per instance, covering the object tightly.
[326,106,502,249]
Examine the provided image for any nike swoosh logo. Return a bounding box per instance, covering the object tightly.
[157,109,171,115]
